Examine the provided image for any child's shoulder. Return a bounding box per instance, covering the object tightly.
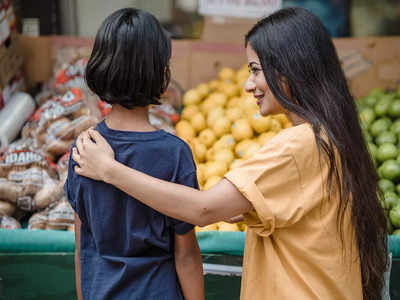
[161,132,193,152]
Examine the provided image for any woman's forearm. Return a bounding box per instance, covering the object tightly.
[103,159,213,225]
[72,129,252,225]
[102,158,251,226]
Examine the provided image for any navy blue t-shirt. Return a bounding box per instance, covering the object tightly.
[65,120,198,300]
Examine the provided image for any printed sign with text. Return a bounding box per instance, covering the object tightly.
[199,0,282,18]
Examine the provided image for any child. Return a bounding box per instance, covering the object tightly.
[65,8,204,300]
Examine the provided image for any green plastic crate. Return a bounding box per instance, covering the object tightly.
[1,230,399,299]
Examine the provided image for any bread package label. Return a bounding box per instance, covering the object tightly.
[55,58,87,88]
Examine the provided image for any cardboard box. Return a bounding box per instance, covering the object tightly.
[17,35,400,98]
[334,37,400,97]
[201,16,255,42]
[0,32,23,87]
[190,41,245,87]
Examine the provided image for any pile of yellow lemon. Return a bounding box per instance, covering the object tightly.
[175,66,292,232]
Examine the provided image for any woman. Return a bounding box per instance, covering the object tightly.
[72,8,388,300]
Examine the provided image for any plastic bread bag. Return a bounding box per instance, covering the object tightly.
[160,79,184,110]
[0,138,62,212]
[149,104,179,134]
[52,47,92,83]
[22,88,99,161]
[46,197,74,230]
[53,57,89,93]
[0,215,21,229]
[0,138,48,177]
[35,89,56,106]
[57,151,69,185]
[28,209,48,230]
[0,200,16,216]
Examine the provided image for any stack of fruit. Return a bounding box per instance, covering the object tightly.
[358,87,400,235]
[175,66,292,232]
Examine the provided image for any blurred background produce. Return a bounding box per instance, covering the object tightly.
[357,86,400,235]
[175,65,293,232]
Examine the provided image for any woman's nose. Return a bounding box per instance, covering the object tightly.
[245,77,256,93]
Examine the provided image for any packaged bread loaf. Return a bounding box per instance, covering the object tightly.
[57,152,69,185]
[0,138,62,211]
[0,200,16,216]
[52,47,86,77]
[0,215,21,229]
[47,197,74,230]
[28,210,48,230]
[21,88,99,161]
[54,57,88,92]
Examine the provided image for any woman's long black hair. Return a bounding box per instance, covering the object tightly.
[246,7,387,300]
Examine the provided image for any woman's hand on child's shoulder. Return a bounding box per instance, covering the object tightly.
[72,129,115,181]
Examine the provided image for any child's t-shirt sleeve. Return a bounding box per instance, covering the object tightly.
[64,150,76,210]
[168,169,199,235]
[64,147,86,223]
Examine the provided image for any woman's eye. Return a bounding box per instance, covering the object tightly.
[250,67,260,74]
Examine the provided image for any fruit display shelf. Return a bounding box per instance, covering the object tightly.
[0,229,399,299]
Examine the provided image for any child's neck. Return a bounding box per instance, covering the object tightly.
[105,104,156,132]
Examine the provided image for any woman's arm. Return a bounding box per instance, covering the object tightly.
[73,129,252,226]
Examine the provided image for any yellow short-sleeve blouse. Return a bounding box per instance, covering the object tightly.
[225,123,362,300]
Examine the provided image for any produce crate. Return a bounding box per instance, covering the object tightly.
[0,252,244,300]
[0,230,245,300]
[1,230,399,299]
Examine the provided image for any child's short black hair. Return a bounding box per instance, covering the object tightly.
[85,8,171,109]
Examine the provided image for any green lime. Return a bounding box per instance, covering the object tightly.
[384,191,400,209]
[393,229,400,235]
[381,117,393,127]
[369,87,385,98]
[356,101,366,112]
[383,94,396,101]
[380,160,400,181]
[388,100,400,117]
[389,205,400,227]
[396,184,400,194]
[378,178,396,193]
[374,98,392,117]
[364,96,379,107]
[391,119,400,134]
[370,118,391,137]
[367,142,378,159]
[363,130,372,142]
[377,165,385,178]
[359,108,376,126]
[376,131,397,145]
[376,143,398,162]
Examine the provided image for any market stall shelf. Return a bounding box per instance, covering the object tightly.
[0,230,399,300]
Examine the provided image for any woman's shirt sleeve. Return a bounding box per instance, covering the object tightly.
[224,138,314,237]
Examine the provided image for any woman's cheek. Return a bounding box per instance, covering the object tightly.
[260,101,271,116]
